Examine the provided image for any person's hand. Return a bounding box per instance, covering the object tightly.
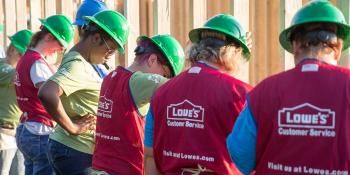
[71,113,96,135]
[246,31,253,52]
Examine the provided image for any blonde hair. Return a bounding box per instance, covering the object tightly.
[187,30,243,74]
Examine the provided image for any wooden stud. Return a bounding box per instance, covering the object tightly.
[190,0,207,29]
[230,0,250,83]
[44,0,56,17]
[253,0,268,83]
[267,0,283,75]
[124,0,140,66]
[281,0,302,70]
[4,0,16,46]
[16,0,27,30]
[337,0,350,68]
[29,0,42,32]
[153,0,170,34]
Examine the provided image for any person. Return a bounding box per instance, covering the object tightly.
[38,10,129,174]
[15,15,74,175]
[144,14,252,175]
[227,1,350,175]
[92,34,185,175]
[74,0,109,78]
[0,29,32,175]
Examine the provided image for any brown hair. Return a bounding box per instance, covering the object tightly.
[291,23,342,56]
[28,27,51,48]
[187,30,243,74]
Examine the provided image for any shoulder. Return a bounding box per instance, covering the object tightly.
[0,60,15,77]
[131,71,167,86]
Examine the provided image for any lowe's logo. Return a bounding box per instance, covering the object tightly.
[167,100,204,122]
[278,103,335,129]
[98,96,113,113]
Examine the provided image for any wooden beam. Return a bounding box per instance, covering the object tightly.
[44,0,56,17]
[267,0,283,76]
[190,0,207,29]
[29,0,42,32]
[4,0,16,46]
[59,0,73,21]
[153,0,170,34]
[230,0,250,83]
[337,0,350,68]
[253,0,268,83]
[16,0,27,30]
[281,0,302,70]
[124,0,140,66]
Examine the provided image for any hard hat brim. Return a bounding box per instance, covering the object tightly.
[279,21,350,53]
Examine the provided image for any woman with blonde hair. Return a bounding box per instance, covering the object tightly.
[144,14,252,175]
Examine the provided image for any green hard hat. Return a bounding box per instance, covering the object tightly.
[189,13,250,59]
[138,35,185,76]
[8,29,33,55]
[279,0,350,53]
[39,15,74,48]
[84,10,129,53]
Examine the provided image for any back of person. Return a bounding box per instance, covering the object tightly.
[0,59,21,128]
[152,62,251,174]
[92,34,184,175]
[15,49,55,126]
[93,66,144,174]
[249,60,350,174]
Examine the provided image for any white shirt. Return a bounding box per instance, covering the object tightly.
[30,60,53,87]
[25,50,55,135]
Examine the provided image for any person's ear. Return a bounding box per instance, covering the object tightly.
[333,39,343,61]
[90,33,102,46]
[147,54,158,67]
[44,33,56,42]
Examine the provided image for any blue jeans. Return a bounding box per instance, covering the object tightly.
[47,139,92,175]
[15,125,53,175]
[0,148,24,175]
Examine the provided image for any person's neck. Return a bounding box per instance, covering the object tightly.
[295,55,338,65]
[5,56,17,67]
[127,61,147,73]
[71,42,91,63]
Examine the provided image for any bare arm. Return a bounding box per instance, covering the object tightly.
[145,146,160,175]
[38,80,95,135]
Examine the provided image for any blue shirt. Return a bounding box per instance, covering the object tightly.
[226,102,257,175]
[144,106,154,147]
[92,64,109,78]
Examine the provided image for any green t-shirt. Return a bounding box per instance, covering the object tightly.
[49,51,102,154]
[0,60,21,128]
[129,71,167,116]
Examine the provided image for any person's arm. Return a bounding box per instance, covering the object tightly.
[226,103,257,175]
[38,80,95,135]
[144,106,160,175]
[145,146,159,175]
